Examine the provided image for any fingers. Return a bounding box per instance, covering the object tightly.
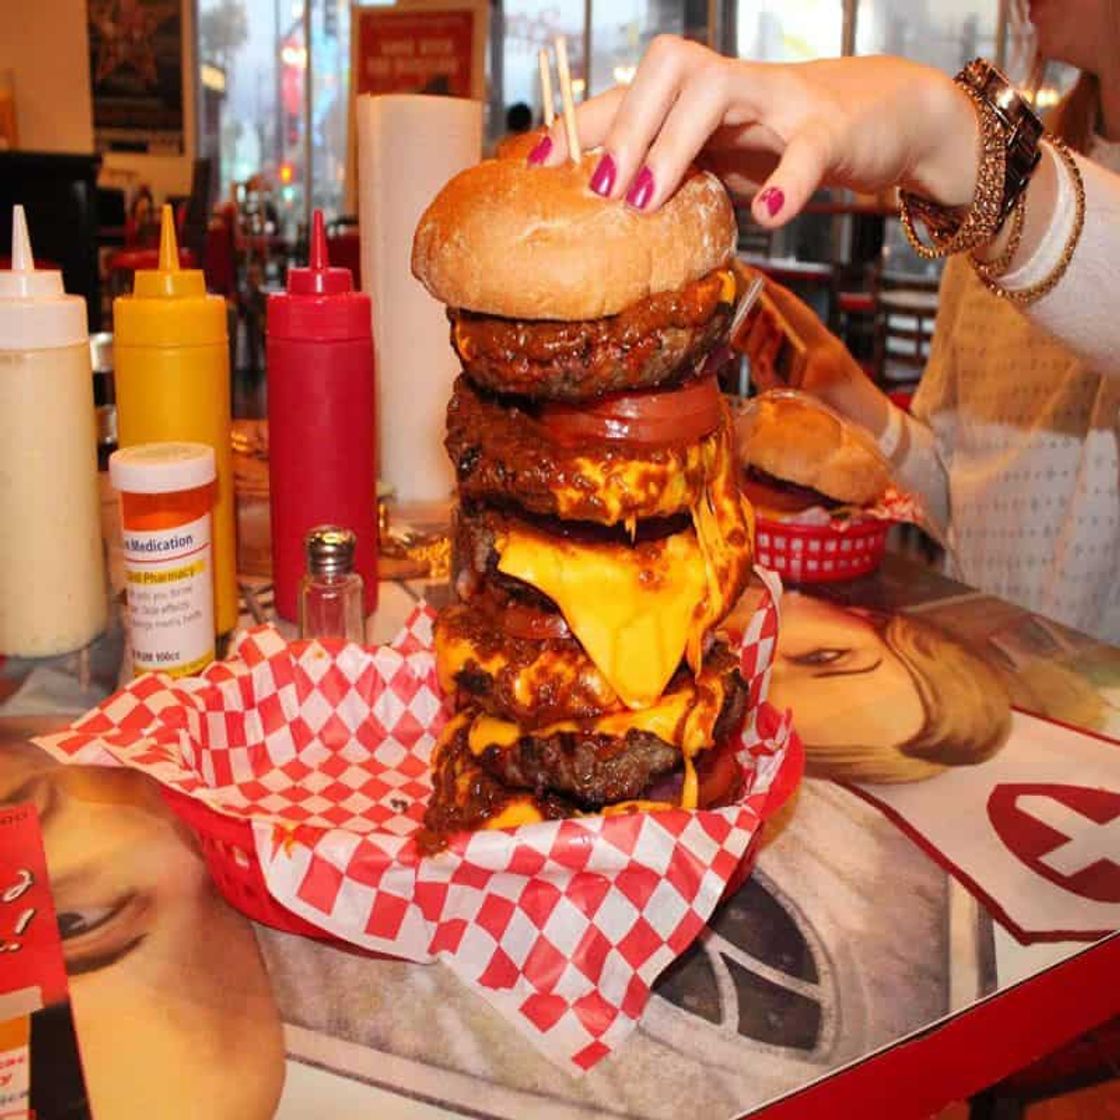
[534,87,625,166]
[529,34,832,227]
[748,357,784,393]
[588,36,718,202]
[536,35,738,207]
[695,148,780,201]
[626,60,738,209]
[750,120,833,227]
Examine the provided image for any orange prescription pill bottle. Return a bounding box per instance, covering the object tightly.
[109,442,217,677]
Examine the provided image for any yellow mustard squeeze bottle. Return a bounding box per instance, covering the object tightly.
[113,206,237,636]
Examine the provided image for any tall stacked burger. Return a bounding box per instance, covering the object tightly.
[411,154,756,842]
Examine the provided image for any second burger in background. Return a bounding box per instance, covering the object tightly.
[735,390,896,583]
[411,154,757,843]
[738,392,891,520]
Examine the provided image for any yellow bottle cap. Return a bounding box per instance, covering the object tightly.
[114,206,227,348]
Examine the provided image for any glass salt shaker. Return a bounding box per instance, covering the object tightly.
[298,526,365,642]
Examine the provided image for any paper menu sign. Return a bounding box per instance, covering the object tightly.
[850,711,1120,943]
[0,803,91,1120]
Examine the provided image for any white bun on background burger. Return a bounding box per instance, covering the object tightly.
[741,393,891,508]
[411,153,737,321]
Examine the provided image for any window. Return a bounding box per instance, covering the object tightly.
[197,0,303,233]
[199,0,1017,226]
[309,0,350,218]
[589,2,708,97]
[854,0,998,74]
[736,0,844,62]
[502,0,585,127]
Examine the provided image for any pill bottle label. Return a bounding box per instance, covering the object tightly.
[122,512,215,676]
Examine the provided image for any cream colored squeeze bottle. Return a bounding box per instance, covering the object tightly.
[0,206,106,656]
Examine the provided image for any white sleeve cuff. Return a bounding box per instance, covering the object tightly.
[998,142,1075,292]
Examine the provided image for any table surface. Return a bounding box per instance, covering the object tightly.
[1,550,1117,1120]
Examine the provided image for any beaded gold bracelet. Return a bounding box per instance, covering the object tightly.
[898,83,1008,260]
[970,136,1085,305]
[971,188,1026,278]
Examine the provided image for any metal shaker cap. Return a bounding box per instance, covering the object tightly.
[304,526,357,578]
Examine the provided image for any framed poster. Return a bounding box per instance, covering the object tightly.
[87,0,185,154]
[350,2,488,102]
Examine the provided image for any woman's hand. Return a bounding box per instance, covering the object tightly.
[533,37,979,227]
[745,275,867,399]
[738,272,894,438]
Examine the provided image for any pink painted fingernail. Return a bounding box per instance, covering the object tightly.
[758,186,784,217]
[590,153,617,197]
[527,135,552,165]
[626,166,655,209]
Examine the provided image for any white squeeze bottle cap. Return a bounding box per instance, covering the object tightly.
[0,205,88,350]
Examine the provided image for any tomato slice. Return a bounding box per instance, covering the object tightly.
[541,375,723,447]
[500,603,571,641]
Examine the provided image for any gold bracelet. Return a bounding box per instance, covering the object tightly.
[971,188,1026,278]
[899,85,1007,260]
[972,137,1085,305]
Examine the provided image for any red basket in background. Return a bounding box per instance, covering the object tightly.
[754,515,890,583]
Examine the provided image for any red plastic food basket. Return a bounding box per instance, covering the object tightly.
[160,786,337,941]
[754,515,890,583]
[160,784,765,939]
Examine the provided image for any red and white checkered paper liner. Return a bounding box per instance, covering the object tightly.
[34,571,799,1073]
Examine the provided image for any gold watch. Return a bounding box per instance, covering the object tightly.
[901,59,1044,255]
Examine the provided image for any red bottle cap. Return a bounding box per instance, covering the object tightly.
[267,210,371,341]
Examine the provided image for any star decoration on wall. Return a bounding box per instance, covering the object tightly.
[89,0,178,86]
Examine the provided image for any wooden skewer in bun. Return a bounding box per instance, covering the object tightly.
[554,36,581,163]
[537,48,555,128]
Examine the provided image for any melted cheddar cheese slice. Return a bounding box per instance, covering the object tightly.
[718,267,737,305]
[495,417,752,710]
[496,526,708,709]
[483,798,545,829]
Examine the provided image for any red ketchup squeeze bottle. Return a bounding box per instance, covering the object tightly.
[267,211,377,621]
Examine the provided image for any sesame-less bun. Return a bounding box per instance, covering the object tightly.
[494,128,546,161]
[742,394,891,506]
[411,154,736,320]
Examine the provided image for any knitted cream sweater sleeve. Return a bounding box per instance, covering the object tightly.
[873,259,972,538]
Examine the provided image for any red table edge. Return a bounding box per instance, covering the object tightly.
[743,931,1119,1119]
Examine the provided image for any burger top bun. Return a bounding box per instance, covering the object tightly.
[411,153,736,321]
[494,128,547,161]
[742,393,891,507]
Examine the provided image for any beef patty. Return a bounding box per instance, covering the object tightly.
[481,729,681,808]
[472,659,748,807]
[437,598,613,727]
[446,376,718,525]
[437,595,741,727]
[421,719,576,851]
[449,269,732,400]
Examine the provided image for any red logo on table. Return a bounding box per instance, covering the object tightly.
[987,783,1120,903]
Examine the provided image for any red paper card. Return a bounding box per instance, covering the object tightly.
[0,803,91,1120]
